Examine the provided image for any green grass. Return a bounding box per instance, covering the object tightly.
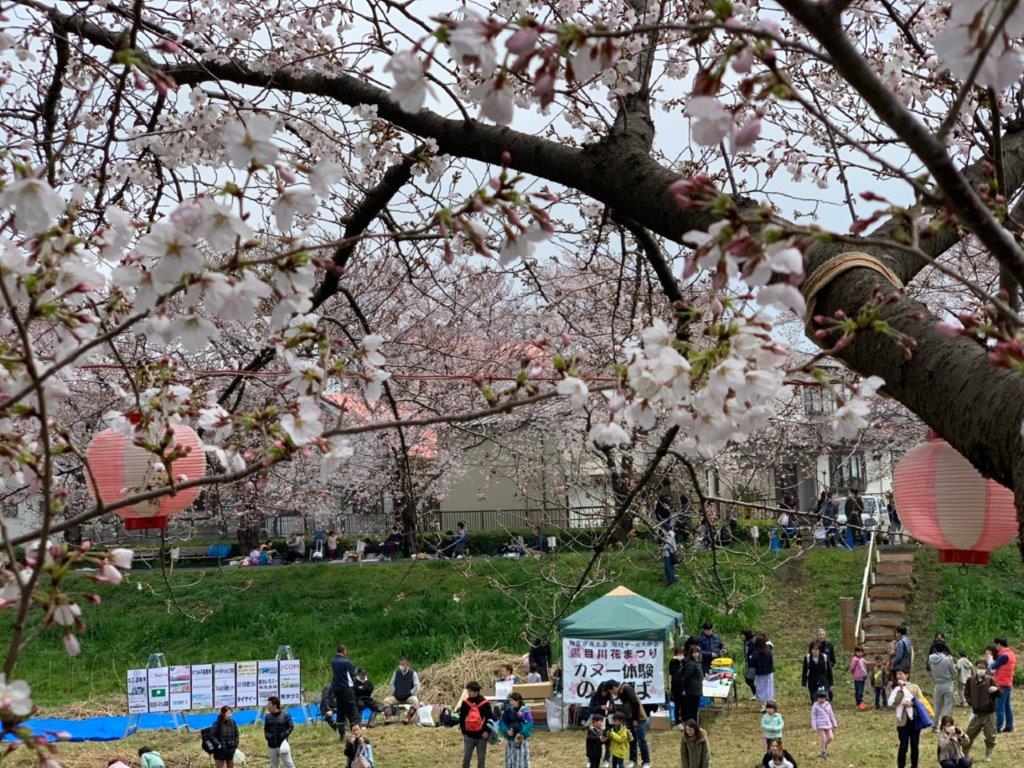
[8,547,773,707]
[11,544,1024,768]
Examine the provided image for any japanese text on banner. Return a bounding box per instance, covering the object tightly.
[561,638,665,704]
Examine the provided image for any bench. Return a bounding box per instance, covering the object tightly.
[167,544,233,567]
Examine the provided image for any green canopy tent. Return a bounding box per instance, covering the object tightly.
[556,587,684,710]
[556,585,683,641]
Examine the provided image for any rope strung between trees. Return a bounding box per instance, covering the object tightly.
[802,251,904,330]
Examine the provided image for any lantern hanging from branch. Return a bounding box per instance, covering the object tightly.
[85,421,206,530]
[892,431,1017,564]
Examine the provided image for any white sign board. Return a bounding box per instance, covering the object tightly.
[127,669,149,714]
[257,660,280,703]
[214,662,237,708]
[235,661,259,708]
[562,637,665,705]
[147,667,170,713]
[279,659,302,706]
[169,666,192,711]
[191,664,214,710]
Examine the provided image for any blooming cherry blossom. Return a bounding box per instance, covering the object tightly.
[556,376,589,407]
[279,396,323,445]
[221,114,279,168]
[0,674,33,719]
[684,97,734,146]
[0,176,65,234]
[272,187,318,231]
[385,51,428,113]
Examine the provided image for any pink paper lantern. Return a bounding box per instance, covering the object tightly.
[893,431,1017,564]
[85,421,206,530]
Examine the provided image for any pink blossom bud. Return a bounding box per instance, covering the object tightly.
[63,633,81,657]
[560,332,572,345]
[156,39,181,53]
[133,71,148,91]
[279,167,296,184]
[733,118,761,148]
[936,322,960,337]
[100,563,123,585]
[475,492,487,501]
[85,593,102,604]
[533,69,556,108]
[833,309,845,319]
[506,26,540,57]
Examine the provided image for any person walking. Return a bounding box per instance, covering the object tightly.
[752,633,776,707]
[810,689,838,758]
[892,626,914,677]
[802,642,833,704]
[929,642,957,727]
[459,681,494,768]
[679,719,710,768]
[384,658,420,724]
[211,706,240,768]
[677,644,704,730]
[888,669,925,768]
[812,629,837,672]
[264,696,295,768]
[954,651,973,709]
[850,645,869,711]
[659,523,678,586]
[498,692,533,768]
[332,643,359,737]
[991,637,1016,733]
[963,657,1000,762]
[740,629,758,700]
[527,636,551,682]
[760,701,784,750]
[343,724,371,768]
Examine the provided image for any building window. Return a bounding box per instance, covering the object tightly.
[802,386,833,416]
[831,452,865,492]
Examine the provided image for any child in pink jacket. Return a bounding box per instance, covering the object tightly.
[810,689,838,758]
[849,644,869,711]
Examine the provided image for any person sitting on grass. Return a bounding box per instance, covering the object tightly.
[760,739,797,768]
[343,723,371,768]
[138,747,165,768]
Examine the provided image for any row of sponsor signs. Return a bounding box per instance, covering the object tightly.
[126,660,301,714]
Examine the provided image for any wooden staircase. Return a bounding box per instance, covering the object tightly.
[858,548,915,657]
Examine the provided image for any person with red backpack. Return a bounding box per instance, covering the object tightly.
[459,681,494,768]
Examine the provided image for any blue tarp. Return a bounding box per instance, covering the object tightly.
[5,706,317,743]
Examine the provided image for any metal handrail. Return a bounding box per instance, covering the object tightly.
[853,528,877,644]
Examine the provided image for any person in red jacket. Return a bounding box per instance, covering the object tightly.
[991,638,1016,733]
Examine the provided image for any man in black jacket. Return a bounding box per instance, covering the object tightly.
[458,681,493,768]
[528,636,552,682]
[264,696,295,768]
[331,644,359,737]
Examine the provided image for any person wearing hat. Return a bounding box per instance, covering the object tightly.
[354,668,383,727]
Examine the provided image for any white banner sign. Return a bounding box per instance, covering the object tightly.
[214,662,237,709]
[169,666,192,712]
[235,661,259,708]
[147,667,170,713]
[127,669,149,714]
[191,664,214,710]
[562,638,666,705]
[279,659,302,706]
[127,660,301,714]
[257,660,280,703]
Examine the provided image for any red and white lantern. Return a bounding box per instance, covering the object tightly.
[85,421,206,530]
[893,431,1017,564]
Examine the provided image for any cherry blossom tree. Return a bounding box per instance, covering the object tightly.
[4,0,1024,752]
